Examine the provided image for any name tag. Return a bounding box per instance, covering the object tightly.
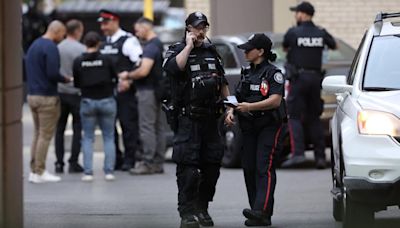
[190,64,201,71]
[250,84,260,91]
[208,63,216,70]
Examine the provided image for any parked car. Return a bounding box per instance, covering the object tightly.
[212,32,356,167]
[322,12,400,228]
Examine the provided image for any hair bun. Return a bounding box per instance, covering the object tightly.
[268,52,277,62]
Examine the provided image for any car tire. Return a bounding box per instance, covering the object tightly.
[333,197,343,222]
[219,116,242,168]
[330,143,343,222]
[342,195,374,228]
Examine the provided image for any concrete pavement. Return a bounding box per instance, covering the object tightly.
[23,103,400,228]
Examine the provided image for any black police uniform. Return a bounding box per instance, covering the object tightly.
[283,20,336,162]
[163,41,227,219]
[236,60,284,217]
[99,34,139,169]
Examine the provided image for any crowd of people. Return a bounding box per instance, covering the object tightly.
[25,9,166,184]
[24,1,336,227]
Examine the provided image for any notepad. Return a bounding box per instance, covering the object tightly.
[223,96,238,107]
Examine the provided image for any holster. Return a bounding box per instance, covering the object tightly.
[162,101,179,132]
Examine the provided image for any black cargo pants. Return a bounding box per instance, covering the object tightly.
[286,71,325,160]
[173,115,224,217]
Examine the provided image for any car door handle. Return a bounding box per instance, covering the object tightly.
[336,94,344,103]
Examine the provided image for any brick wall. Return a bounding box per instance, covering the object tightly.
[304,0,400,48]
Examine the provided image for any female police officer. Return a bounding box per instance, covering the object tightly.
[225,33,284,227]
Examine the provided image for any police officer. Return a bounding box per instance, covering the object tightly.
[281,1,336,169]
[226,33,284,227]
[163,12,230,228]
[98,9,142,171]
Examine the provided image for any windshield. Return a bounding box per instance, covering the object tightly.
[363,35,400,90]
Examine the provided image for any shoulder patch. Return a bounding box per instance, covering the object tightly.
[273,72,284,84]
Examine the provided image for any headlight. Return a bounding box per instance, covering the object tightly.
[358,110,400,136]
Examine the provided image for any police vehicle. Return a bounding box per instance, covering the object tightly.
[212,32,355,167]
[323,12,400,228]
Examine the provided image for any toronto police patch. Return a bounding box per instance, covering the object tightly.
[273,72,284,84]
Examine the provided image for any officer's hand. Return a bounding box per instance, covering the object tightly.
[118,71,129,80]
[236,102,251,113]
[186,31,196,48]
[225,111,235,126]
[118,79,131,93]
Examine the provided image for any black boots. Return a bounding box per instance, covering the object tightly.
[196,210,214,226]
[180,215,199,228]
[242,209,272,227]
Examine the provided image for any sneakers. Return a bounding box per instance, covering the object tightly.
[29,171,61,183]
[130,162,154,175]
[281,155,307,168]
[196,210,214,227]
[105,174,115,181]
[69,163,84,173]
[81,175,94,182]
[180,215,199,228]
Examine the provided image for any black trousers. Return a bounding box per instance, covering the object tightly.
[55,93,81,165]
[240,116,281,216]
[114,90,139,166]
[173,115,224,217]
[286,72,325,160]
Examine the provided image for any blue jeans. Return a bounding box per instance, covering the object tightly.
[80,97,117,175]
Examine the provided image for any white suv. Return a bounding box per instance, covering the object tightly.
[322,12,400,228]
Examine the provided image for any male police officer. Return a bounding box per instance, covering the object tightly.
[281,1,336,169]
[163,12,230,228]
[98,9,142,171]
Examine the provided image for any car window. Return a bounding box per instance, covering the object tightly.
[347,33,366,85]
[324,39,356,62]
[214,43,238,69]
[363,35,400,90]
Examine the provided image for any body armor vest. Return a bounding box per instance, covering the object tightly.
[99,35,135,73]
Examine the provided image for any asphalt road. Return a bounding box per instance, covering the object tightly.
[22,105,400,228]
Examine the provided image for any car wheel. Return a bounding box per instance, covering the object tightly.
[331,144,343,222]
[218,117,242,168]
[342,190,374,228]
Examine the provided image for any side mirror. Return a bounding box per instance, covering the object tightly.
[322,75,352,94]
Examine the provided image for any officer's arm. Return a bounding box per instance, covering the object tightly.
[282,28,293,52]
[323,29,337,50]
[126,58,154,80]
[46,45,69,83]
[175,44,193,71]
[247,94,282,111]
